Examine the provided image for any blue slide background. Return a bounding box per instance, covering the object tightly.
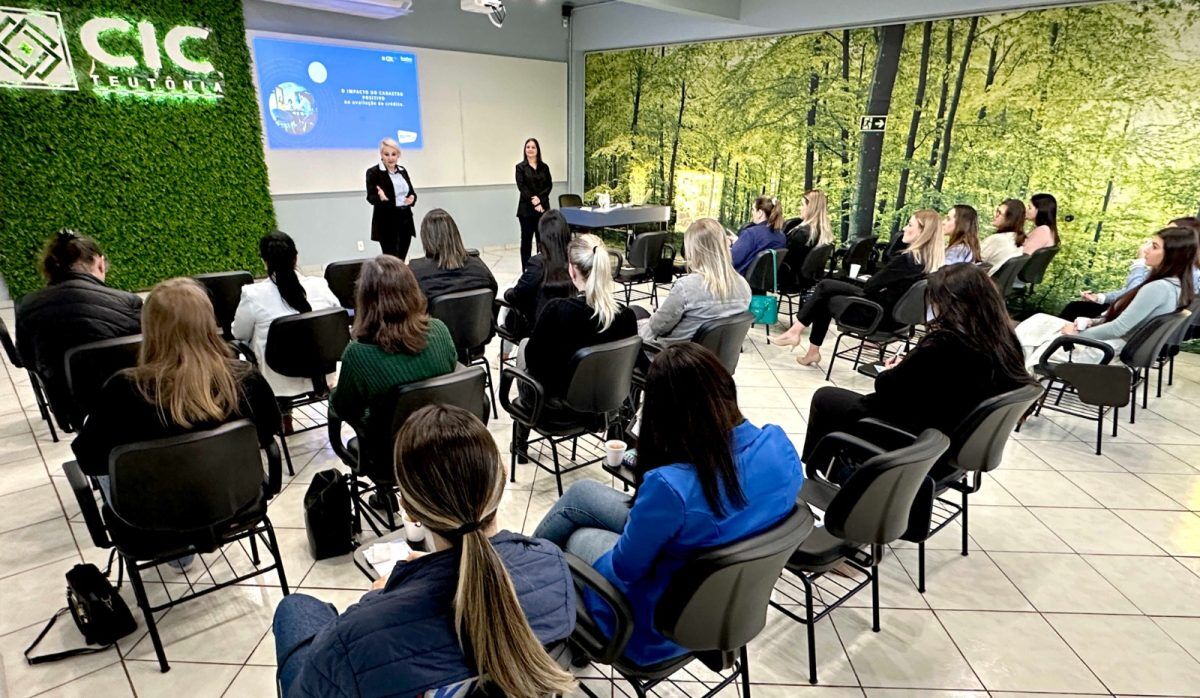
[253,37,423,150]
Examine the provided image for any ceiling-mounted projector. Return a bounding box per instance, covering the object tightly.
[260,0,413,19]
[461,0,506,28]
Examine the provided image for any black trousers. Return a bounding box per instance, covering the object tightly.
[518,214,541,270]
[1058,299,1108,321]
[802,386,869,462]
[378,234,411,260]
[795,279,864,347]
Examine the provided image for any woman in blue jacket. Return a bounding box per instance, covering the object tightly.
[730,196,787,276]
[533,343,804,666]
[273,405,576,698]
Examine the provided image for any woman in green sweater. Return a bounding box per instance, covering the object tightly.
[332,255,458,427]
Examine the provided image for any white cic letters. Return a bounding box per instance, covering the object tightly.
[78,17,214,74]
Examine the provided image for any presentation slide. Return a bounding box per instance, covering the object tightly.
[252,36,423,150]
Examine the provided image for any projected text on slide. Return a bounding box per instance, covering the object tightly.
[253,36,422,150]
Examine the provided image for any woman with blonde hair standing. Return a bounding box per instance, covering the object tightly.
[365,137,418,259]
[773,209,944,367]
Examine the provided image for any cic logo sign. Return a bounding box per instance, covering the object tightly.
[0,6,224,101]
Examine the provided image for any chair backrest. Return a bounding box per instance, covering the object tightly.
[692,312,754,374]
[744,249,779,291]
[360,366,490,481]
[781,217,805,236]
[655,506,813,652]
[428,288,497,360]
[890,278,929,326]
[1120,309,1191,369]
[825,429,950,545]
[563,336,642,414]
[842,236,879,272]
[626,232,668,270]
[948,383,1044,474]
[1018,245,1059,285]
[324,259,366,310]
[991,255,1029,299]
[0,317,22,368]
[265,308,351,393]
[1165,299,1200,354]
[64,335,142,429]
[106,420,265,546]
[559,193,584,208]
[193,271,254,338]
[800,243,835,283]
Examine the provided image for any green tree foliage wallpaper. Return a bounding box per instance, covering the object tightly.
[0,0,275,298]
[584,0,1200,309]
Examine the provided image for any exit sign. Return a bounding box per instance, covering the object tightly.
[860,115,888,132]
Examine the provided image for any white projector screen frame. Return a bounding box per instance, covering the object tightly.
[247,30,568,195]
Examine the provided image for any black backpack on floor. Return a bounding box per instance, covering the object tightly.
[304,470,354,560]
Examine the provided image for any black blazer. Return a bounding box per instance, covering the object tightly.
[366,164,418,242]
[515,161,552,218]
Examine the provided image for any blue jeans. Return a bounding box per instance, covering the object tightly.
[533,480,629,565]
[96,476,195,571]
[273,594,340,697]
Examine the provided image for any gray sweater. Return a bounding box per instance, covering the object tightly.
[1082,277,1181,342]
[640,272,752,343]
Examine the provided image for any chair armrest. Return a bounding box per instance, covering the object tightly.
[662,243,677,261]
[326,411,358,468]
[493,298,529,341]
[1037,334,1116,368]
[230,340,257,366]
[264,441,283,498]
[565,553,634,665]
[829,296,883,334]
[805,431,887,482]
[63,460,111,548]
[608,250,626,279]
[499,365,544,426]
[850,418,919,452]
[642,339,664,356]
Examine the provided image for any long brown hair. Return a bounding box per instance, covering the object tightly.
[352,255,431,354]
[420,209,469,271]
[995,199,1027,243]
[947,205,982,261]
[753,196,784,231]
[394,405,576,697]
[1105,228,1197,322]
[126,278,244,428]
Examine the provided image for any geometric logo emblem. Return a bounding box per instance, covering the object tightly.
[0,7,77,90]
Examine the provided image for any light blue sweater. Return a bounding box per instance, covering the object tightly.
[1083,278,1181,342]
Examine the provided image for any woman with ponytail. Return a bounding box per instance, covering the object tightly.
[273,405,576,697]
[233,231,341,398]
[730,195,786,275]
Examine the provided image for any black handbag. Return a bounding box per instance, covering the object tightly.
[304,469,354,560]
[24,563,137,664]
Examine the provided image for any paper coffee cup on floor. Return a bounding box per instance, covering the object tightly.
[849,263,862,278]
[1075,317,1090,331]
[605,440,627,467]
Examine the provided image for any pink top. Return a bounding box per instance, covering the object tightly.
[1022,225,1056,254]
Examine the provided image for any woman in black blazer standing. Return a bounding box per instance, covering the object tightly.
[515,138,552,270]
[365,137,418,259]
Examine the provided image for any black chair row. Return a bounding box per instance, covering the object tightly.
[0,317,64,442]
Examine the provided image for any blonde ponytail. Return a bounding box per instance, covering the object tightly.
[570,233,620,331]
[396,406,576,698]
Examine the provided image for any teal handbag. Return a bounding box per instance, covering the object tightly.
[748,249,779,325]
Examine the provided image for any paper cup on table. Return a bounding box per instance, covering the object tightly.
[1075,317,1090,331]
[849,263,862,278]
[605,440,627,467]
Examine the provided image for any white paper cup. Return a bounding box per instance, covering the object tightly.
[605,440,627,467]
[402,517,425,544]
[849,263,862,278]
[1075,317,1090,331]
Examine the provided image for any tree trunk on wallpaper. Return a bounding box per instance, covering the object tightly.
[927,20,955,185]
[852,24,907,238]
[631,57,644,146]
[805,68,819,190]
[839,29,852,241]
[890,21,933,238]
[666,79,687,210]
[977,34,1003,121]
[935,15,979,192]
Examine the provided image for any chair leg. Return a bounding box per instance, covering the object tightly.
[803,574,818,685]
[1097,406,1105,456]
[551,439,564,497]
[1129,383,1138,424]
[249,531,260,565]
[127,560,170,672]
[509,425,518,483]
[264,521,290,595]
[917,540,926,593]
[1113,407,1119,437]
[961,487,969,557]
[825,335,842,381]
[278,434,294,476]
[1169,354,1176,386]
[740,645,751,698]
[871,543,882,632]
[1143,367,1150,408]
[1157,361,1165,398]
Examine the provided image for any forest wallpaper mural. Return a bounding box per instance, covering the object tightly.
[583,0,1200,308]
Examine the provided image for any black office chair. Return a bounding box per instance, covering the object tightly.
[265,308,351,472]
[779,242,834,319]
[429,289,498,418]
[693,311,755,375]
[1120,308,1193,416]
[0,317,63,442]
[193,271,253,339]
[1156,300,1200,392]
[324,259,366,313]
[63,420,287,673]
[772,429,950,684]
[842,384,1044,592]
[832,235,878,277]
[991,255,1030,301]
[329,365,490,535]
[744,249,781,340]
[64,335,143,432]
[1017,245,1059,292]
[612,232,675,308]
[559,193,584,208]
[824,279,928,381]
[500,336,641,495]
[568,506,815,698]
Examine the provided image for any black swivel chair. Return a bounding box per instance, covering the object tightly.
[0,317,63,441]
[63,420,288,673]
[64,335,143,432]
[324,259,366,313]
[842,384,1044,592]
[568,506,815,698]
[778,243,834,319]
[744,249,781,340]
[693,311,755,375]
[500,336,642,495]
[612,232,675,309]
[824,279,928,381]
[991,255,1030,302]
[265,308,351,472]
[559,193,584,208]
[329,365,490,535]
[771,429,951,684]
[429,289,499,418]
[193,271,253,339]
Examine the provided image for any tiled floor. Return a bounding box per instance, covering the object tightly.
[3,246,1200,697]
